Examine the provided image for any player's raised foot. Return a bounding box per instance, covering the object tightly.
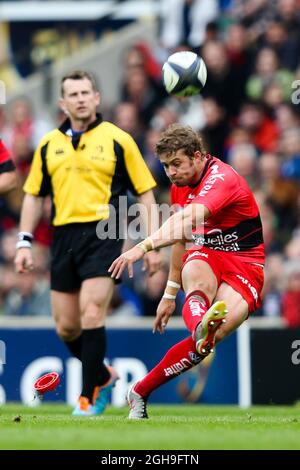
[127,382,148,419]
[194,300,228,356]
[72,396,98,416]
[93,366,119,414]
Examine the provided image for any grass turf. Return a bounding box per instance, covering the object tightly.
[0,404,299,450]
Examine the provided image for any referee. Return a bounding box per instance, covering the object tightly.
[15,70,160,416]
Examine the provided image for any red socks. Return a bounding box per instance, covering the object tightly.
[134,290,211,399]
[182,290,210,333]
[135,336,202,398]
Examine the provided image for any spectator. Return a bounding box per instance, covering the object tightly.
[274,103,300,132]
[228,143,258,188]
[225,23,253,82]
[201,40,246,117]
[262,20,300,71]
[3,270,51,317]
[262,253,284,317]
[201,97,229,160]
[246,48,294,102]
[121,68,163,127]
[238,102,279,152]
[282,261,300,328]
[276,0,300,41]
[258,152,299,247]
[279,128,300,181]
[160,0,219,50]
[113,101,145,150]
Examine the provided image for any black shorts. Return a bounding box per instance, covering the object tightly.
[50,222,123,292]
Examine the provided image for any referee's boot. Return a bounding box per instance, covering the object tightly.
[72,367,119,416]
[194,300,227,356]
[93,366,119,414]
[72,396,98,416]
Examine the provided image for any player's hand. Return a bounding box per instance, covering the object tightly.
[15,248,34,273]
[109,245,145,279]
[142,250,162,276]
[153,298,176,334]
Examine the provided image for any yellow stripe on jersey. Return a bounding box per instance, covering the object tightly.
[24,118,156,226]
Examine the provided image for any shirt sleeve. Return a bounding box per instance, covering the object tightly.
[0,139,15,173]
[23,139,51,196]
[122,132,156,195]
[193,170,241,215]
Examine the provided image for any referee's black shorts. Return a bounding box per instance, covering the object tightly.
[50,222,123,292]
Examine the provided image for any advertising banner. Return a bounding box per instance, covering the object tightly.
[0,327,238,406]
[251,328,300,405]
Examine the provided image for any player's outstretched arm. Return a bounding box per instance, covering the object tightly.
[109,202,208,279]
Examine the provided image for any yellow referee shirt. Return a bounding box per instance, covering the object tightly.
[24,116,156,226]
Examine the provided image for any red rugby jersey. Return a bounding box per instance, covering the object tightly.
[0,139,15,173]
[170,156,265,264]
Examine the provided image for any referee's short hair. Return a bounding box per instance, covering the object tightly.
[61,70,98,96]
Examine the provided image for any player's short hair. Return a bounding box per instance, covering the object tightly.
[61,70,98,97]
[156,124,206,159]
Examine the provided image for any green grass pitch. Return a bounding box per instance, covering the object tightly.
[0,404,300,450]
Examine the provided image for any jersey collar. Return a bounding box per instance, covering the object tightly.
[59,113,103,135]
[188,154,214,188]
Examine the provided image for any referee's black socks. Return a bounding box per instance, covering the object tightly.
[81,327,110,402]
[64,334,82,360]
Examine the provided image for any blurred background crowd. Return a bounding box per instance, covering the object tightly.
[0,0,299,326]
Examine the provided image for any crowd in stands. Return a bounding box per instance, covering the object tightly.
[0,0,299,326]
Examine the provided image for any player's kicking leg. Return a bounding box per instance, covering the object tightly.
[126,285,249,419]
